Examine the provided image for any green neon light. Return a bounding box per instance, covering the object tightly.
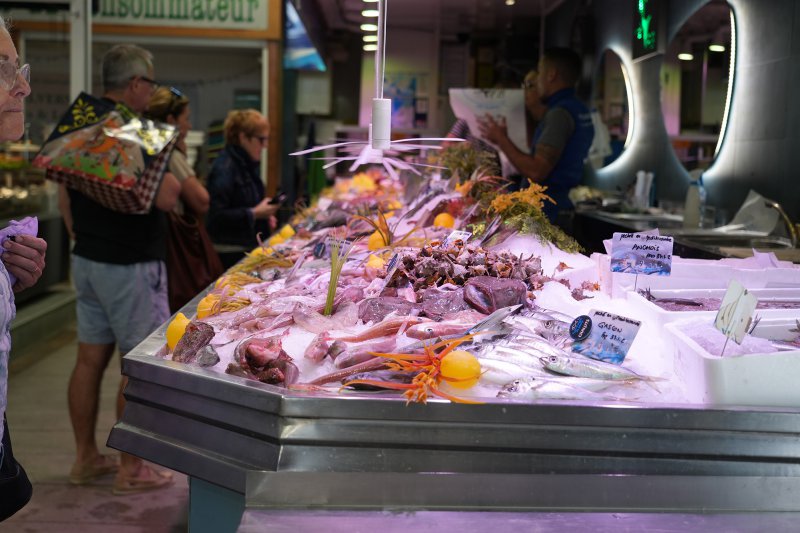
[636,0,656,51]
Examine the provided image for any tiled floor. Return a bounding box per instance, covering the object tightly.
[1,322,189,532]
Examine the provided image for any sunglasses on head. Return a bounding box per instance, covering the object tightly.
[167,86,187,116]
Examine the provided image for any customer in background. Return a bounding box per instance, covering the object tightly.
[0,15,48,521]
[206,109,278,269]
[59,44,180,495]
[146,87,223,312]
[479,48,594,224]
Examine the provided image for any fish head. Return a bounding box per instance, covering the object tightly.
[540,355,560,367]
[406,323,439,339]
[497,379,526,398]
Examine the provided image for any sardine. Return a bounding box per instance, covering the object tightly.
[497,377,618,401]
[539,354,655,383]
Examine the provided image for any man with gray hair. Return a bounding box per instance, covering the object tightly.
[59,44,180,495]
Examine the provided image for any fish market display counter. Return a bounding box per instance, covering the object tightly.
[109,303,800,532]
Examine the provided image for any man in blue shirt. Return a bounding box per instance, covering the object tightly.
[479,47,594,224]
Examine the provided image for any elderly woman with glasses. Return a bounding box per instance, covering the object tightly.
[0,15,48,521]
[206,108,278,268]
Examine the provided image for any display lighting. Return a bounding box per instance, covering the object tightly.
[363,0,378,2]
[715,9,736,157]
[360,23,378,31]
[505,0,515,5]
[362,9,379,17]
[678,53,694,61]
[363,34,378,42]
[291,0,461,180]
[709,44,726,52]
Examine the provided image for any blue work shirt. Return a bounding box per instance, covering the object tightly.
[531,88,594,221]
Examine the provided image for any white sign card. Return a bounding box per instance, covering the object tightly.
[441,230,472,248]
[610,232,674,276]
[714,280,758,345]
[571,310,642,364]
[448,88,528,176]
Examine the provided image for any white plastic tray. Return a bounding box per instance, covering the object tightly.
[666,317,800,407]
[625,287,800,326]
[594,253,800,299]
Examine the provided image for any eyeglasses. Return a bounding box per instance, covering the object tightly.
[0,61,30,92]
[521,80,536,90]
[251,134,269,144]
[133,75,160,89]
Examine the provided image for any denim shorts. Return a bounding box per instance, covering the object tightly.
[72,255,169,354]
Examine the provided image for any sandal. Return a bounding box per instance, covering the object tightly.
[112,464,174,496]
[69,454,120,485]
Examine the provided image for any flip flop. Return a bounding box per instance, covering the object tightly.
[112,464,174,496]
[69,455,120,485]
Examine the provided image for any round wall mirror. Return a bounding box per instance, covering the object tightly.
[660,0,733,171]
[589,49,630,169]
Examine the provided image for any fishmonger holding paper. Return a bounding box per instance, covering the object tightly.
[478,47,594,225]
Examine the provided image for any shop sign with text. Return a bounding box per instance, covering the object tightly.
[94,0,270,30]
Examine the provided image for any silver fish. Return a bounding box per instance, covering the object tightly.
[506,314,571,343]
[539,354,655,383]
[497,378,616,401]
[478,355,547,384]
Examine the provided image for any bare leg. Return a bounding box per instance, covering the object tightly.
[114,369,173,493]
[117,374,142,474]
[68,342,115,466]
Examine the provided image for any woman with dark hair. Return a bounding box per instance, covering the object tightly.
[206,109,278,268]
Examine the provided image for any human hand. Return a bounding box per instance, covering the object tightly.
[251,197,279,219]
[477,114,508,144]
[268,215,278,231]
[2,235,47,293]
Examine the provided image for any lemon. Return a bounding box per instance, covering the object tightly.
[367,230,387,251]
[440,350,481,389]
[279,224,295,239]
[267,233,285,247]
[366,254,386,269]
[433,212,455,229]
[250,246,273,257]
[166,312,190,351]
[196,294,219,319]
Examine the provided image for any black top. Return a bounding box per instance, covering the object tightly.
[206,144,269,248]
[70,188,168,264]
[69,96,167,264]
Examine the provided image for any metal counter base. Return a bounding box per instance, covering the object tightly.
[238,509,800,533]
[107,325,800,531]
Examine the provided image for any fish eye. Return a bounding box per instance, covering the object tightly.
[544,320,553,328]
[426,327,434,333]
[549,356,557,362]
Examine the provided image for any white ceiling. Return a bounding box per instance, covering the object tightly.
[314,0,566,39]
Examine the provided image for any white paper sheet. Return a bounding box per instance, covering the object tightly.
[449,88,529,176]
